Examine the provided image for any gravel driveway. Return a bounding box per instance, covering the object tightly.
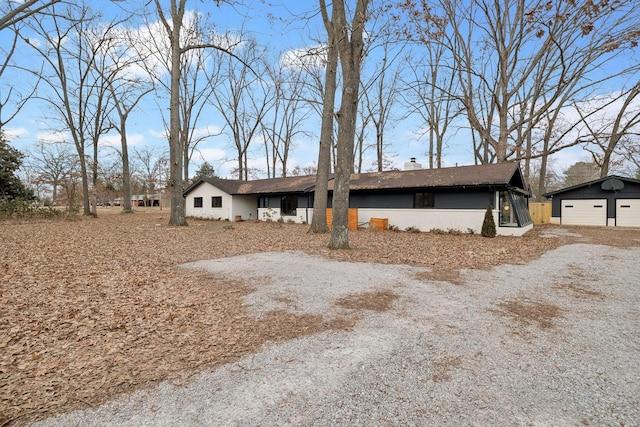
[35,238,640,426]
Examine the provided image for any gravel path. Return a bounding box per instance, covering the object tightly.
[35,241,640,426]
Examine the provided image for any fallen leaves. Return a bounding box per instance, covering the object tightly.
[1,209,638,425]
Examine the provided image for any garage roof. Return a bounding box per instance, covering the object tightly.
[543,175,640,197]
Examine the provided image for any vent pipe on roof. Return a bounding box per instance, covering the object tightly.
[404,158,423,170]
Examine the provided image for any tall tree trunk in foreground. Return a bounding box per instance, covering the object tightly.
[309,1,338,234]
[328,0,370,249]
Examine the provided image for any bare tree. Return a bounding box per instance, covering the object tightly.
[26,140,77,206]
[261,56,312,178]
[404,0,640,166]
[23,4,117,216]
[357,53,402,172]
[0,25,40,131]
[103,33,154,214]
[0,1,64,129]
[133,145,167,203]
[144,11,224,183]
[327,0,371,249]
[578,82,640,177]
[398,0,640,200]
[356,9,405,173]
[401,46,460,169]
[151,0,245,225]
[0,0,61,30]
[209,37,272,180]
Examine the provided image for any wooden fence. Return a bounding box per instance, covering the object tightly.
[529,202,552,225]
[326,208,359,230]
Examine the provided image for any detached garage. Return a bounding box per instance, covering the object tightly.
[543,175,640,227]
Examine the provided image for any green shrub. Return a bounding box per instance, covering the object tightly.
[481,204,497,238]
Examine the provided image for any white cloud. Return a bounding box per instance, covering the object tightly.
[198,147,226,162]
[191,125,224,140]
[148,128,168,139]
[100,132,146,148]
[549,147,592,173]
[37,130,70,144]
[280,45,326,70]
[3,127,29,140]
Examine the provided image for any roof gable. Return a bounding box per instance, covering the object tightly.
[543,175,640,197]
[183,174,318,196]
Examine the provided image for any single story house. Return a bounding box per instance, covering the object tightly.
[183,162,533,236]
[183,174,317,222]
[543,175,640,227]
[113,193,163,207]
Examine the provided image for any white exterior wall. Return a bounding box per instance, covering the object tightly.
[231,195,257,221]
[357,208,532,236]
[358,208,481,233]
[358,208,533,236]
[185,183,256,221]
[258,207,280,221]
[257,207,314,224]
[255,206,532,236]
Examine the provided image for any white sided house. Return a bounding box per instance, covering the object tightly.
[183,162,533,236]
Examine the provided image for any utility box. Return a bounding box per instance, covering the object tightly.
[369,217,389,231]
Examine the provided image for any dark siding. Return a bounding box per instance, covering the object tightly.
[296,195,310,208]
[260,194,311,210]
[436,189,493,209]
[346,188,496,209]
[268,196,281,209]
[508,170,526,189]
[349,191,413,208]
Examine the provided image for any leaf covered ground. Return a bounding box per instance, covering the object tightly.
[1,209,638,425]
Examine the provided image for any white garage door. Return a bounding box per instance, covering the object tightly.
[616,199,640,227]
[561,199,607,226]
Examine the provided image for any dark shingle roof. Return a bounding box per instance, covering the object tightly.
[331,162,523,191]
[184,174,318,196]
[183,162,525,196]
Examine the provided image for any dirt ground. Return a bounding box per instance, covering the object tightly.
[1,208,639,426]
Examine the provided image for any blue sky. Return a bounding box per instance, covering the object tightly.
[1,0,624,181]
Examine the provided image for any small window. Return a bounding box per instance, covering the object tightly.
[414,192,434,208]
[212,196,222,208]
[193,197,203,208]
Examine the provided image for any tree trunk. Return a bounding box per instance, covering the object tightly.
[309,2,338,234]
[120,122,133,213]
[328,0,369,250]
[167,3,186,226]
[537,149,549,199]
[79,148,91,216]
